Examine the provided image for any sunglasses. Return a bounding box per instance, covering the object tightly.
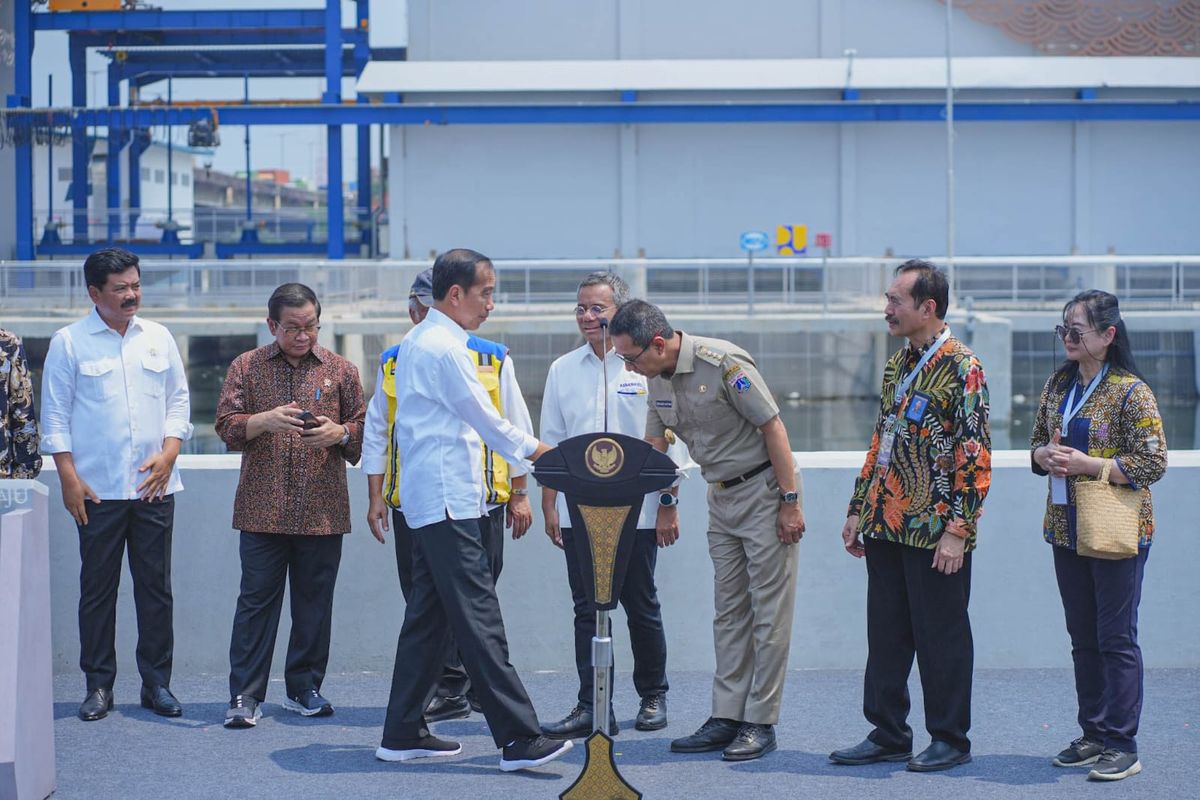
[1054,325,1095,344]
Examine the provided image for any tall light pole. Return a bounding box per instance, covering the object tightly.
[945,0,957,304]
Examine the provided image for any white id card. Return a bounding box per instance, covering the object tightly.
[876,415,897,469]
[1051,475,1067,505]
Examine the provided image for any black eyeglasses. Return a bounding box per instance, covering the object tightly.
[1055,325,1095,344]
[617,331,663,365]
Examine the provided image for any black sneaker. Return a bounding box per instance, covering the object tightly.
[283,689,334,717]
[224,695,261,729]
[376,734,463,762]
[499,736,574,772]
[1053,736,1104,767]
[1088,749,1142,781]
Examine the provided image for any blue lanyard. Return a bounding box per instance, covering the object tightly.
[892,327,952,410]
[1061,364,1108,437]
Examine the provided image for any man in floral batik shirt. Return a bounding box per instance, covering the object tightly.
[0,328,41,479]
[831,260,991,774]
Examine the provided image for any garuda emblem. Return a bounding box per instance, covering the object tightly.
[584,437,624,478]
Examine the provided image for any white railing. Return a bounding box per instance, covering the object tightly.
[1,255,1198,311]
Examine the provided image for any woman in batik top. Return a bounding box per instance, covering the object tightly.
[1030,289,1166,782]
[1,328,42,479]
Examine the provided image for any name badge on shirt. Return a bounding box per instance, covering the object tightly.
[905,392,930,422]
[876,414,898,470]
[1051,475,1067,505]
[655,399,673,408]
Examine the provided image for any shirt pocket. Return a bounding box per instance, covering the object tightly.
[78,358,119,401]
[141,354,169,397]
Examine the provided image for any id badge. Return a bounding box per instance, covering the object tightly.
[1051,475,1067,505]
[876,414,897,469]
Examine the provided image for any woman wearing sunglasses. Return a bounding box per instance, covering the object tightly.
[1029,289,1167,782]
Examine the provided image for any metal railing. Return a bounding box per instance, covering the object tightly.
[1,255,1198,312]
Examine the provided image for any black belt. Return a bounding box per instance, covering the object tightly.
[714,461,772,490]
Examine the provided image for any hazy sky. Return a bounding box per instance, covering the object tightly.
[31,0,408,189]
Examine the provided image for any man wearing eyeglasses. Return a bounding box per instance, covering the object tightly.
[538,272,675,741]
[215,282,365,729]
[608,299,804,762]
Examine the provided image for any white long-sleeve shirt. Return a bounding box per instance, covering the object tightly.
[40,307,193,499]
[540,343,695,530]
[394,308,539,528]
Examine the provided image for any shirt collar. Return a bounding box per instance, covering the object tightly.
[577,342,620,366]
[673,331,696,375]
[266,341,326,364]
[85,305,143,335]
[906,325,950,358]
[426,307,470,344]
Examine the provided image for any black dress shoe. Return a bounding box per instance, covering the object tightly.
[540,704,618,739]
[723,723,776,761]
[140,685,182,717]
[670,717,741,753]
[830,738,913,765]
[907,741,972,772]
[635,694,668,731]
[425,695,470,722]
[79,688,113,721]
[466,692,483,714]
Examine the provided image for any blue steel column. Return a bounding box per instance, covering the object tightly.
[355,0,371,254]
[70,36,89,245]
[106,68,122,241]
[325,0,345,258]
[10,1,34,259]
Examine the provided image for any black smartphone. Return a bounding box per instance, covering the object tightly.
[297,410,320,430]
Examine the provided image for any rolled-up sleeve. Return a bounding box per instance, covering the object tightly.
[442,349,537,463]
[163,332,193,442]
[361,363,390,475]
[38,331,75,454]
[215,355,250,451]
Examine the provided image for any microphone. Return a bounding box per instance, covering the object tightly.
[600,317,610,432]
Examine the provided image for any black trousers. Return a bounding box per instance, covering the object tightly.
[1054,545,1149,753]
[561,527,669,709]
[76,497,175,692]
[392,506,504,699]
[228,532,344,701]
[863,536,974,754]
[382,515,538,749]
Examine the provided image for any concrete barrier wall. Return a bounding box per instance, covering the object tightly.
[36,451,1200,686]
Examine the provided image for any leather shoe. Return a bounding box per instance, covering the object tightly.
[907,741,972,772]
[670,717,740,753]
[140,685,182,717]
[723,723,776,761]
[425,695,470,722]
[635,694,668,731]
[830,738,913,765]
[79,688,113,721]
[540,704,618,739]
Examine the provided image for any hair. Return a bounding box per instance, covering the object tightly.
[83,247,140,290]
[1052,289,1145,389]
[432,248,492,301]
[895,258,949,320]
[268,283,321,322]
[609,299,674,346]
[577,271,631,306]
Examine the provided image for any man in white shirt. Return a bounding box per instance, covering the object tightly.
[539,272,672,740]
[40,248,193,722]
[377,249,572,773]
[363,269,535,721]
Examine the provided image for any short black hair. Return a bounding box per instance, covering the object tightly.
[268,283,321,322]
[895,258,949,320]
[83,247,140,290]
[609,299,674,346]
[432,248,492,301]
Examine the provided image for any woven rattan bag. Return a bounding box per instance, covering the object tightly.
[1075,459,1141,560]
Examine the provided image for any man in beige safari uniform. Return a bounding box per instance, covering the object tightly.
[609,299,804,762]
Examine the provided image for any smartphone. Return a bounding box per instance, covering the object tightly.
[298,410,320,430]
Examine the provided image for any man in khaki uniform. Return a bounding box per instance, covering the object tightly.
[609,299,804,762]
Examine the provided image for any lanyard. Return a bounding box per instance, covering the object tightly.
[892,327,952,410]
[1061,364,1108,437]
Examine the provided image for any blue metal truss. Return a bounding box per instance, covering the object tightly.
[106,47,406,88]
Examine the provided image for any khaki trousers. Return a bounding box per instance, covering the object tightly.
[705,467,801,725]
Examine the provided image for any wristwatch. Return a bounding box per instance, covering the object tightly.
[339,425,351,447]
[779,491,799,504]
[658,492,679,507]
[511,488,529,496]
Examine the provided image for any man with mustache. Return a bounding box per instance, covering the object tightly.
[41,247,193,721]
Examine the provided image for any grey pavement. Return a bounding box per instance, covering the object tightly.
[52,668,1196,799]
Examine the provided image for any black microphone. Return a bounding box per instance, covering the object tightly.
[598,318,609,328]
[600,317,610,432]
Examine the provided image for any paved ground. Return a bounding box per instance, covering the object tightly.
[51,668,1195,799]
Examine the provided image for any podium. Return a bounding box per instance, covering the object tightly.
[533,432,676,800]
